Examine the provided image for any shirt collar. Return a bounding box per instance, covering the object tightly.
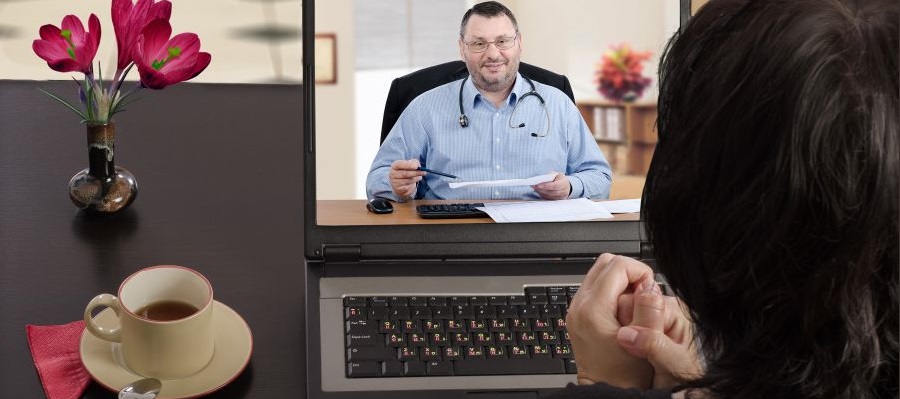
[463,72,527,109]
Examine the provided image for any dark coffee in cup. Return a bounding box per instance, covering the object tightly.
[136,300,200,321]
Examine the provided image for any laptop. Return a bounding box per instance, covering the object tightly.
[303,1,691,398]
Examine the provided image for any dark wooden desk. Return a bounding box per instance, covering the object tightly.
[317,199,640,225]
[0,80,306,398]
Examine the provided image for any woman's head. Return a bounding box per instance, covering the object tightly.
[644,0,898,397]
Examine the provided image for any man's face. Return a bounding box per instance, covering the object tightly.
[458,14,521,94]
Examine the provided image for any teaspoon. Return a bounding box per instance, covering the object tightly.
[119,377,162,399]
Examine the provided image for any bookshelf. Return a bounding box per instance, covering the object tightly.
[576,100,658,176]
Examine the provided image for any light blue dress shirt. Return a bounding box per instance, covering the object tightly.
[366,73,612,201]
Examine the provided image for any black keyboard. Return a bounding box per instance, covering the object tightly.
[416,203,489,219]
[343,285,578,378]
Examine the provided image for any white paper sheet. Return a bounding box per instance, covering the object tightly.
[477,198,613,223]
[448,173,557,189]
[598,199,641,214]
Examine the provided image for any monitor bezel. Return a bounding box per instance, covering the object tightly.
[301,0,692,261]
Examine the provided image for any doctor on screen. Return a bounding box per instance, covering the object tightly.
[365,1,612,202]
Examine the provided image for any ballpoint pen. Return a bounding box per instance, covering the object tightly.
[416,167,457,179]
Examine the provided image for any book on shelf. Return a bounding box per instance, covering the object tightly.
[590,106,624,142]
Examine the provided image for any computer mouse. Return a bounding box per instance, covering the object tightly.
[366,197,394,214]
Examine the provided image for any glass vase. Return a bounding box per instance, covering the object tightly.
[68,123,138,213]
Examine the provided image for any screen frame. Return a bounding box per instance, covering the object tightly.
[302,0,692,261]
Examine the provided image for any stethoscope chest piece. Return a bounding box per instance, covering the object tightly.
[457,76,549,137]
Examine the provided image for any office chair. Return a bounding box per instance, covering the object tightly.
[379,60,575,145]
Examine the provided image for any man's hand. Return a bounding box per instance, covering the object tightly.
[566,254,655,389]
[616,284,702,389]
[533,173,571,200]
[389,159,425,201]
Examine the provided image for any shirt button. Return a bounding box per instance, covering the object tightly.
[495,138,500,143]
[495,165,501,170]
[494,191,500,196]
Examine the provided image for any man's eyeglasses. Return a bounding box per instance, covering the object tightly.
[463,34,518,53]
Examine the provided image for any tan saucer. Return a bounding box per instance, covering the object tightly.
[80,300,253,399]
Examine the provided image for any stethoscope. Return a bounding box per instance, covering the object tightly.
[457,75,550,137]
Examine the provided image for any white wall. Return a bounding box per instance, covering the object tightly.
[314,0,356,200]
[0,0,303,83]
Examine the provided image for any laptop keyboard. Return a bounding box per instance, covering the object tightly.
[343,285,578,378]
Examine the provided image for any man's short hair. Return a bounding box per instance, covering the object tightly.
[459,1,519,38]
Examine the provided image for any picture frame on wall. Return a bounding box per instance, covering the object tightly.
[315,33,337,84]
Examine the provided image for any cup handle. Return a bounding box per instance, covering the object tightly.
[84,293,122,343]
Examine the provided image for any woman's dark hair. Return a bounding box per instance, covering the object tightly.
[643,0,898,397]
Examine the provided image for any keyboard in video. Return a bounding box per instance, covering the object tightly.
[343,285,577,378]
[415,203,489,219]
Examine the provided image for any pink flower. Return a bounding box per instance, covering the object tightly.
[111,0,171,71]
[132,18,211,90]
[32,14,101,74]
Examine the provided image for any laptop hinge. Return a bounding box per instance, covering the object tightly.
[322,245,361,262]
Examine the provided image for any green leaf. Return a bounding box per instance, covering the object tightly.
[38,88,87,120]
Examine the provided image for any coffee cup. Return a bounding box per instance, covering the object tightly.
[84,265,214,380]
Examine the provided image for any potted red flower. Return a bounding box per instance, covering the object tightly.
[31,0,211,214]
[595,43,652,103]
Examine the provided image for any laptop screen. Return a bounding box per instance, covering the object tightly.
[302,0,687,260]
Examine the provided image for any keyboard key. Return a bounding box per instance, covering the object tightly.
[421,347,442,361]
[423,320,444,333]
[465,346,485,359]
[474,305,496,319]
[531,345,552,360]
[449,296,468,306]
[489,319,508,332]
[347,361,380,377]
[404,361,426,376]
[508,345,529,359]
[343,297,367,307]
[453,332,471,346]
[399,347,418,361]
[533,318,553,332]
[486,345,507,359]
[385,333,405,347]
[402,320,421,334]
[525,287,547,296]
[446,320,466,333]
[528,294,548,305]
[488,296,508,305]
[453,305,475,319]
[345,307,366,321]
[346,319,379,335]
[508,295,527,305]
[347,333,381,347]
[368,307,389,320]
[428,297,448,306]
[369,297,389,307]
[453,357,565,375]
[409,296,429,307]
[565,358,578,374]
[427,360,453,376]
[347,347,396,362]
[469,296,488,306]
[432,306,452,319]
[444,346,462,361]
[382,360,404,377]
[468,320,488,333]
[553,344,573,359]
[410,307,432,320]
[496,305,519,319]
[389,296,409,307]
[380,320,400,333]
[389,307,411,321]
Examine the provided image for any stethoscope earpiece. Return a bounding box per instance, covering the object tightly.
[457,76,550,137]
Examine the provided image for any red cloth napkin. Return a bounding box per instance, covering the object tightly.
[26,321,91,399]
